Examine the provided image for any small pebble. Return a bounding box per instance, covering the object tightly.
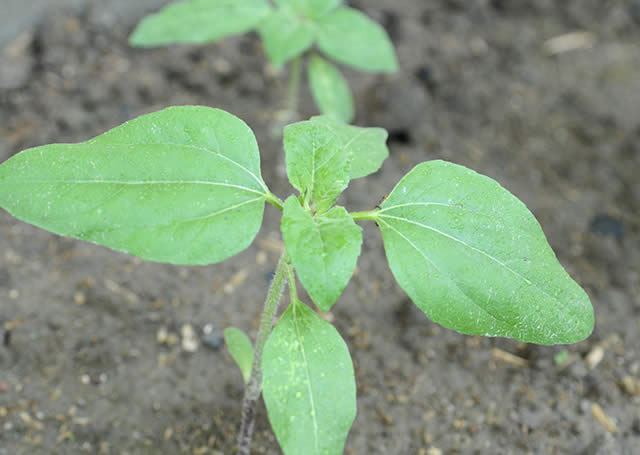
[621,376,640,396]
[590,214,624,240]
[202,330,224,351]
[181,324,199,353]
[74,292,86,305]
[586,346,605,370]
[156,327,168,344]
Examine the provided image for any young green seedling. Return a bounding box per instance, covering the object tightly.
[0,106,593,455]
[129,0,398,123]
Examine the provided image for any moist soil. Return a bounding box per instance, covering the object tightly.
[1,1,639,454]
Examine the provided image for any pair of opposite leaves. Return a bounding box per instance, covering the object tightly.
[0,106,593,347]
[130,0,397,71]
[129,0,398,123]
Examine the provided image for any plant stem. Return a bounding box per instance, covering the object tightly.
[350,209,380,221]
[286,261,298,304]
[237,250,290,455]
[286,55,303,118]
[265,191,285,211]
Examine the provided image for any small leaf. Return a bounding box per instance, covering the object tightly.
[308,55,354,124]
[224,327,254,384]
[129,0,272,47]
[259,7,315,67]
[377,160,594,345]
[0,106,268,265]
[263,300,356,455]
[554,350,569,366]
[284,120,350,214]
[316,7,398,72]
[281,197,362,311]
[275,0,342,20]
[310,115,389,179]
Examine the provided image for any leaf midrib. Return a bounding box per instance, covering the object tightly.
[91,140,267,192]
[378,217,511,327]
[0,179,267,198]
[379,213,566,308]
[79,196,264,233]
[292,304,319,451]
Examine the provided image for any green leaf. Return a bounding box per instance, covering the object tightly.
[224,327,254,384]
[129,0,272,47]
[554,350,569,366]
[0,106,269,265]
[308,55,354,124]
[263,300,356,455]
[275,0,342,19]
[316,7,398,72]
[377,160,594,345]
[284,120,350,214]
[310,115,389,179]
[281,197,361,312]
[259,7,315,67]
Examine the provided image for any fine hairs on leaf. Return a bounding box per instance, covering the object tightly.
[129,0,398,122]
[0,106,594,455]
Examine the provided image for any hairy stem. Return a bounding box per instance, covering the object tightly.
[286,55,303,117]
[237,250,290,455]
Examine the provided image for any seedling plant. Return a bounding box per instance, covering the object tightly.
[129,0,398,123]
[0,107,593,454]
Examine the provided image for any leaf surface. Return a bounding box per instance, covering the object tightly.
[275,0,342,19]
[281,197,361,311]
[310,116,388,179]
[316,7,398,72]
[377,160,594,345]
[284,120,350,214]
[130,0,271,46]
[263,300,356,455]
[308,55,354,124]
[224,327,254,384]
[259,7,315,66]
[0,106,268,265]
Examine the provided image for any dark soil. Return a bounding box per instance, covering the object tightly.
[1,1,639,454]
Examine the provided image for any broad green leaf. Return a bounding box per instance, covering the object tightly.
[263,300,356,455]
[275,0,342,19]
[316,7,398,72]
[376,161,594,345]
[284,120,350,214]
[0,106,269,265]
[308,55,354,124]
[129,0,272,47]
[310,115,389,179]
[281,197,361,312]
[224,327,254,384]
[259,7,315,67]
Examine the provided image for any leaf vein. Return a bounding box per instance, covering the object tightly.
[292,303,319,450]
[380,214,534,286]
[378,217,514,326]
[5,180,267,197]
